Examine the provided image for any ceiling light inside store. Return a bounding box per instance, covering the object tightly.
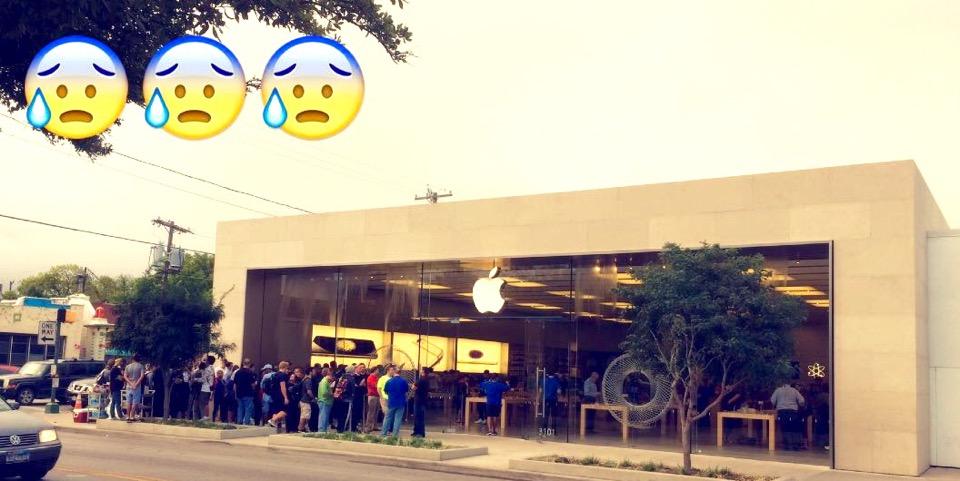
[600,301,633,309]
[501,277,546,288]
[617,272,642,285]
[775,286,825,297]
[564,311,600,317]
[806,299,830,308]
[603,318,633,324]
[384,279,450,290]
[547,290,596,300]
[517,302,562,310]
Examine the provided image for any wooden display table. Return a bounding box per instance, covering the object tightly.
[717,410,777,451]
[464,396,527,435]
[579,403,629,443]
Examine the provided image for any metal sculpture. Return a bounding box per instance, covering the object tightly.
[601,354,673,428]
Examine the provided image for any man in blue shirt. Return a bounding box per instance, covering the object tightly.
[480,376,509,436]
[381,366,409,437]
[542,372,561,434]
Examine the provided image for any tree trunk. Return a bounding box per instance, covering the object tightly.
[680,416,693,473]
[162,366,173,420]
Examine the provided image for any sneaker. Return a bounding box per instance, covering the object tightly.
[486,432,496,436]
[474,419,485,424]
[267,420,276,428]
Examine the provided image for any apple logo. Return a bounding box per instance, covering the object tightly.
[473,266,506,313]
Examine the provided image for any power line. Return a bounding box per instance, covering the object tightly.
[0,111,313,214]
[0,213,213,255]
[1,124,279,218]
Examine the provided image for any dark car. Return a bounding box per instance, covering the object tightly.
[0,397,61,480]
[0,360,105,405]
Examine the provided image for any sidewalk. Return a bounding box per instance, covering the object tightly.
[24,406,960,481]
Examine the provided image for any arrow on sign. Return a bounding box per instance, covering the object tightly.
[40,336,54,343]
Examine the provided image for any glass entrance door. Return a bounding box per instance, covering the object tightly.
[519,316,572,441]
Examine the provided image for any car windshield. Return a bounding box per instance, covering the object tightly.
[0,398,10,412]
[18,362,47,376]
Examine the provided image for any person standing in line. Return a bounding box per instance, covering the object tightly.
[583,371,600,433]
[212,369,226,422]
[350,364,367,432]
[123,354,145,422]
[381,366,409,437]
[308,364,323,431]
[376,364,393,419]
[332,366,354,432]
[233,359,256,425]
[412,367,431,437]
[771,382,805,450]
[108,358,125,420]
[256,364,273,425]
[317,368,335,432]
[221,361,236,423]
[285,368,303,433]
[475,370,490,425]
[266,361,291,430]
[298,366,316,432]
[200,355,216,420]
[170,369,190,419]
[189,362,204,420]
[363,365,381,433]
[480,375,509,436]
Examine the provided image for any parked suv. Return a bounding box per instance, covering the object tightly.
[0,360,105,405]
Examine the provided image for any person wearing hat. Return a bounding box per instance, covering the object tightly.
[256,363,273,425]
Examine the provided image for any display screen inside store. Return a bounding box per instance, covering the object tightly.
[309,325,507,374]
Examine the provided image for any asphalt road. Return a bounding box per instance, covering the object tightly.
[23,429,504,481]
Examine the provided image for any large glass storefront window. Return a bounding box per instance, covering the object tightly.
[249,243,830,465]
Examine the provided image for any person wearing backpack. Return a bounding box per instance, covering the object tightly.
[259,364,275,425]
[265,361,291,429]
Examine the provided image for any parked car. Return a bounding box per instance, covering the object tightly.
[66,376,99,406]
[0,360,105,405]
[0,365,17,375]
[0,397,61,480]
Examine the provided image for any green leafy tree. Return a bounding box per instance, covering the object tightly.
[1,290,17,300]
[15,264,84,298]
[1,0,412,156]
[109,253,228,418]
[619,243,807,472]
[88,274,136,304]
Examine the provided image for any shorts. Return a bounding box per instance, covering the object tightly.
[127,388,143,405]
[486,403,502,416]
[299,401,313,421]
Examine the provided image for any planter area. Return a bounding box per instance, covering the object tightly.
[96,419,275,440]
[510,457,782,481]
[268,433,488,461]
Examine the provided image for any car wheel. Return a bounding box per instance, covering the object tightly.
[17,387,35,405]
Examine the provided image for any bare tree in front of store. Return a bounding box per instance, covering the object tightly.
[620,243,806,473]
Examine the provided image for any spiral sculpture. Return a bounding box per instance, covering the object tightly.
[601,354,673,428]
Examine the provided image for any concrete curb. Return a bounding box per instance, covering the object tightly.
[268,434,488,461]
[509,459,796,481]
[97,419,275,439]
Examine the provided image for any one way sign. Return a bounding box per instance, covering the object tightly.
[38,321,56,346]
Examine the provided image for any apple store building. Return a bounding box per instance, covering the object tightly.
[214,161,958,476]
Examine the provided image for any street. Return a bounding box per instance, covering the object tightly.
[23,429,504,481]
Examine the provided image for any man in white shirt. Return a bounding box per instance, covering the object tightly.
[200,355,215,419]
[583,372,600,433]
[770,383,805,450]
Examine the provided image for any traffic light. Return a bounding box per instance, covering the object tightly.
[56,308,66,323]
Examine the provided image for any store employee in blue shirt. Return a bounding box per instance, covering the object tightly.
[480,376,509,436]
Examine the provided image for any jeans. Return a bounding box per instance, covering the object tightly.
[262,394,273,422]
[412,402,426,437]
[364,396,381,432]
[109,390,122,419]
[381,406,405,437]
[318,402,334,432]
[237,396,254,425]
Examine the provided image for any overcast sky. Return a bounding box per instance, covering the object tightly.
[1,0,959,283]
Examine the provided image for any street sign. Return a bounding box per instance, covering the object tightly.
[38,320,56,346]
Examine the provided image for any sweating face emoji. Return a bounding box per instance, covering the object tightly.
[143,36,245,139]
[261,36,364,139]
[25,36,127,139]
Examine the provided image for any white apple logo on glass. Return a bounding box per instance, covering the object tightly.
[473,267,506,313]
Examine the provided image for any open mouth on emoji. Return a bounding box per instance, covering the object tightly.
[59,110,93,123]
[178,110,212,123]
[295,110,330,123]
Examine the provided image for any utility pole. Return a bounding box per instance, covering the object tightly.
[152,218,192,283]
[76,267,88,294]
[415,185,453,204]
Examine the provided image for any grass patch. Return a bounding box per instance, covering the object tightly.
[140,418,240,430]
[303,431,445,450]
[531,456,774,481]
